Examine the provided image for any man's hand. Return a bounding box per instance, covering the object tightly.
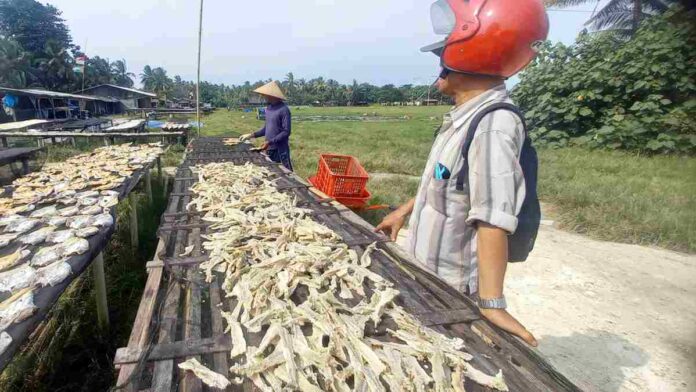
[259,142,270,151]
[477,222,538,347]
[374,198,415,242]
[239,133,253,142]
[479,308,538,347]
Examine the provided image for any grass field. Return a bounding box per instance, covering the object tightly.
[201,106,696,253]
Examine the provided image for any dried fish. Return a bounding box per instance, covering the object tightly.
[63,237,89,256]
[19,226,55,245]
[0,265,36,292]
[178,358,231,390]
[78,197,98,207]
[45,215,68,227]
[0,331,11,355]
[0,249,30,272]
[66,215,94,230]
[46,229,75,244]
[31,245,64,267]
[35,261,71,287]
[0,215,23,227]
[0,288,37,332]
[74,227,99,238]
[0,233,19,248]
[29,205,57,219]
[58,197,76,205]
[185,162,509,391]
[98,195,118,209]
[92,213,113,228]
[75,190,99,200]
[5,218,39,234]
[81,205,103,216]
[59,206,80,217]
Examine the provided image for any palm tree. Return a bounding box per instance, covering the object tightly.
[33,40,75,90]
[545,0,676,35]
[110,59,135,87]
[0,38,31,88]
[141,66,173,99]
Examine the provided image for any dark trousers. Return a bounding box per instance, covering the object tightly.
[267,147,293,171]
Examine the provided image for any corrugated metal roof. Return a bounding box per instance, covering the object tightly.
[0,119,49,131]
[79,84,157,98]
[0,87,119,102]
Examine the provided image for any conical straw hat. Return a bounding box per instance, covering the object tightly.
[253,81,286,100]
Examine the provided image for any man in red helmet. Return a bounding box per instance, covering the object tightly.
[376,0,549,346]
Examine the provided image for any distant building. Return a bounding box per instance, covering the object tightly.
[77,84,156,110]
[0,86,119,123]
[417,99,440,106]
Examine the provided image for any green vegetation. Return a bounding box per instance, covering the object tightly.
[203,107,696,252]
[513,7,696,154]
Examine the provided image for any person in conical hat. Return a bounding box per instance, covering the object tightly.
[240,81,293,171]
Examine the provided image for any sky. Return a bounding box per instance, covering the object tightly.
[48,0,604,88]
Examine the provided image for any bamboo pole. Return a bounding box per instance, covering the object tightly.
[196,0,204,138]
[145,169,153,205]
[92,253,110,330]
[129,193,139,250]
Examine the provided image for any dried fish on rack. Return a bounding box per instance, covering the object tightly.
[188,162,508,391]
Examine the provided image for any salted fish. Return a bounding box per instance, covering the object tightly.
[35,261,71,287]
[46,229,75,244]
[74,227,99,238]
[29,205,58,219]
[59,206,80,217]
[31,245,64,267]
[57,197,76,206]
[178,358,231,390]
[0,215,23,227]
[67,215,94,229]
[19,226,55,246]
[45,215,68,226]
[0,249,30,272]
[78,197,98,207]
[0,265,36,292]
[92,214,113,228]
[0,233,19,248]
[81,205,103,216]
[63,237,89,256]
[5,219,39,234]
[101,190,119,197]
[75,191,99,199]
[0,288,37,332]
[98,196,118,209]
[0,331,11,355]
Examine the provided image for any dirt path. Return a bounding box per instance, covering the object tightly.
[397,226,696,392]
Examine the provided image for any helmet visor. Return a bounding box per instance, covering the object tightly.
[430,0,456,35]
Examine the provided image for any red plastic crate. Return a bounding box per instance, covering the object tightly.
[313,154,369,197]
[309,176,371,208]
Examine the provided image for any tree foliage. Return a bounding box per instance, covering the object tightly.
[512,7,696,154]
[0,0,72,53]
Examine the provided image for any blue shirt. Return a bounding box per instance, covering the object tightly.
[253,101,291,150]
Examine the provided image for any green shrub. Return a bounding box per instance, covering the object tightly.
[512,6,696,154]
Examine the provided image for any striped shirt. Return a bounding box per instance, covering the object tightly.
[406,85,526,294]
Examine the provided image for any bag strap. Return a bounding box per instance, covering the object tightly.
[455,102,527,191]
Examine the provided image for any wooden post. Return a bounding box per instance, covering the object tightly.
[92,252,110,330]
[156,157,162,178]
[21,158,29,175]
[129,192,139,250]
[1,137,7,148]
[162,172,169,199]
[145,169,153,205]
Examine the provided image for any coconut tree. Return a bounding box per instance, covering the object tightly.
[141,66,173,99]
[110,59,135,87]
[0,37,31,88]
[33,40,75,90]
[545,0,677,35]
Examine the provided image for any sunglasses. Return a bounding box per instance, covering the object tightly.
[439,68,451,79]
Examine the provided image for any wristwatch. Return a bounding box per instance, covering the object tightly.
[476,296,507,310]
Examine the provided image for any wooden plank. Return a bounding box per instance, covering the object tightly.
[417,308,479,327]
[208,275,229,379]
[114,335,231,365]
[151,178,189,392]
[181,214,203,392]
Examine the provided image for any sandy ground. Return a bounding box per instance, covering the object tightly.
[397,225,696,392]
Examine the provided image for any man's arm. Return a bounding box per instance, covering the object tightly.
[477,223,537,346]
[374,198,415,241]
[252,125,267,139]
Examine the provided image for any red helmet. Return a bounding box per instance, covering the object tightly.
[422,0,549,78]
